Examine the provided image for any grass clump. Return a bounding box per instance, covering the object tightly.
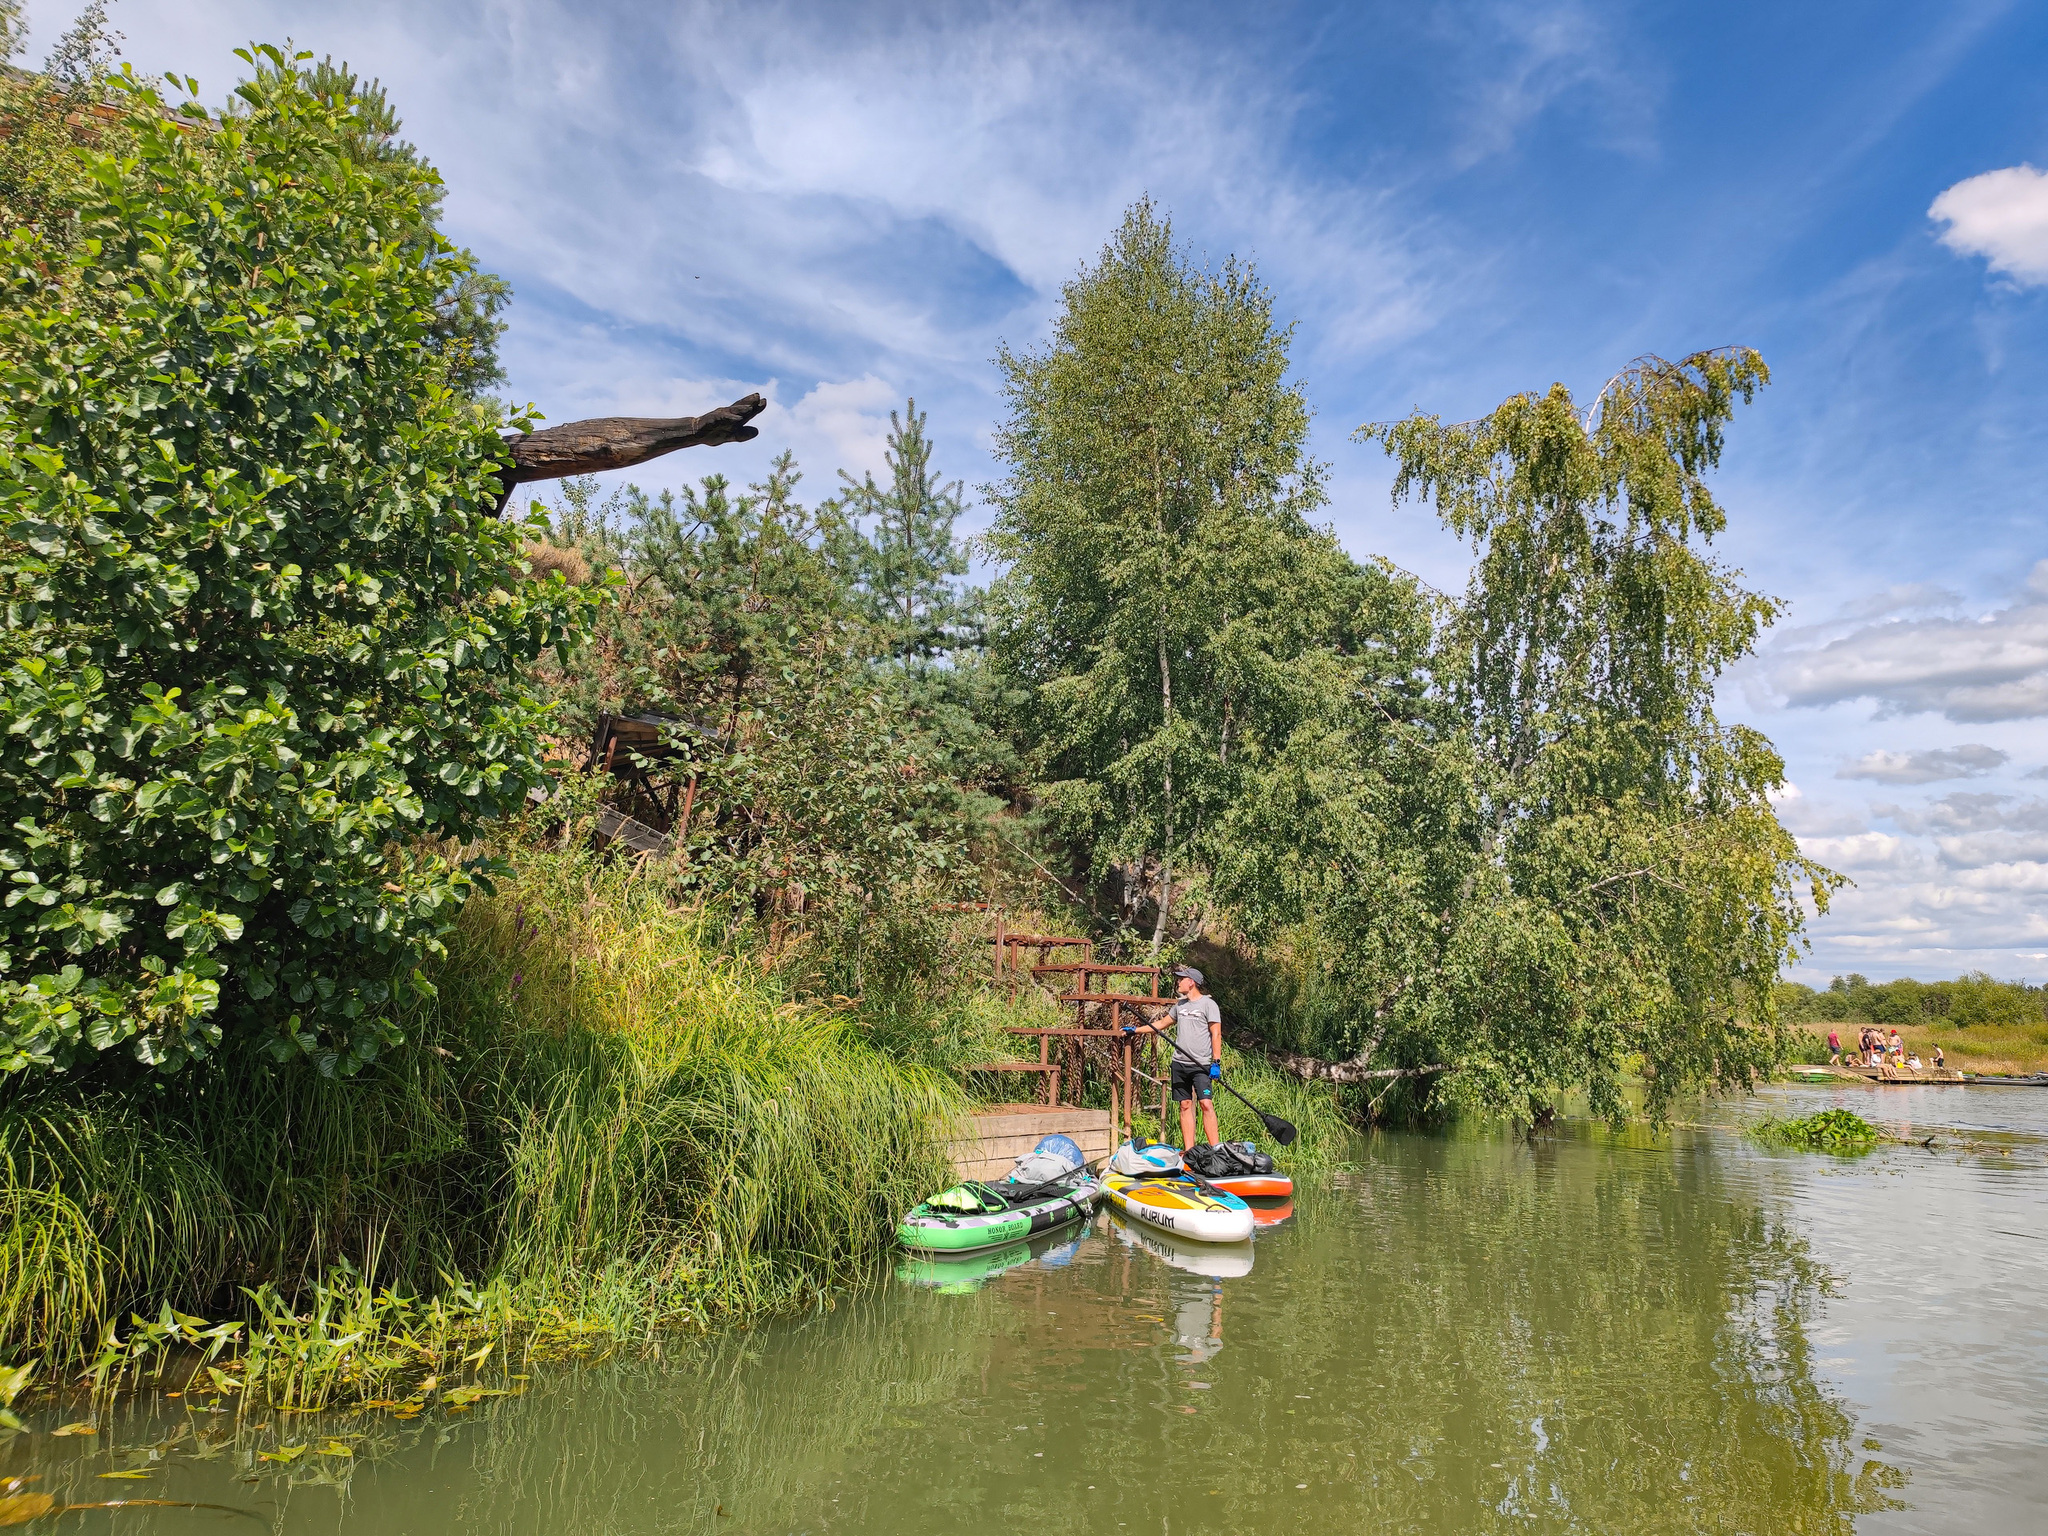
[1749,1109,1881,1154]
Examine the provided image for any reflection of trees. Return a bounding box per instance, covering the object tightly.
[1221,1127,1905,1532]
[2,1130,1900,1532]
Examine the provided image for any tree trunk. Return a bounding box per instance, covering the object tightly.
[493,393,767,512]
[1149,630,1173,962]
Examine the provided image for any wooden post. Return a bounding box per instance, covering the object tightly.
[1156,1038,1169,1140]
[1119,1035,1133,1145]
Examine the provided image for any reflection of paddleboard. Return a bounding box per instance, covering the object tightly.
[1108,1210,1253,1276]
[1101,1170,1254,1243]
[896,1242,1033,1293]
[1249,1198,1294,1229]
[895,1226,1087,1293]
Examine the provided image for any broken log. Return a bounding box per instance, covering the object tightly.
[1227,1024,1447,1085]
[1259,1046,1449,1084]
[494,392,768,511]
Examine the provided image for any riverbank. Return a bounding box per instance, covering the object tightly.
[0,835,1352,1413]
[1792,1018,2048,1076]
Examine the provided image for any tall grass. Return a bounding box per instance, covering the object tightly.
[0,838,968,1374]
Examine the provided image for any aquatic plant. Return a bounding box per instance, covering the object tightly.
[1748,1109,1880,1153]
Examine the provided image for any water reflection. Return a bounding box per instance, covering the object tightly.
[6,1122,1953,1534]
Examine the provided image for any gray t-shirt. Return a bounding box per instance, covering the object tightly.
[1171,995,1222,1064]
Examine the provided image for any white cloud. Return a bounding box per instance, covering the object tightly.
[1930,163,2048,286]
[1877,791,2048,837]
[1768,559,2048,722]
[1836,743,2007,783]
[1798,830,1916,871]
[1770,781,1871,836]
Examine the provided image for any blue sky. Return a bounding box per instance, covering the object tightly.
[32,0,2048,980]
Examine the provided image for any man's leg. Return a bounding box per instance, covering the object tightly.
[1178,1098,1197,1150]
[1199,1095,1220,1146]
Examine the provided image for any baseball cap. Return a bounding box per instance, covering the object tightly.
[1172,964,1205,987]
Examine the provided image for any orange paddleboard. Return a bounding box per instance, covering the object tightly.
[1208,1174,1293,1199]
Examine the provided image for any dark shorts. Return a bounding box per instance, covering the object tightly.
[1170,1060,1214,1102]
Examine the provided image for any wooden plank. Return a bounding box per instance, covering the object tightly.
[594,805,674,855]
[936,1107,1116,1183]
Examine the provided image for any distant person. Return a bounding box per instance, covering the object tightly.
[1126,965,1224,1150]
[1827,1029,1842,1065]
[1859,1028,1876,1066]
[1888,1028,1904,1061]
[1934,1045,1946,1071]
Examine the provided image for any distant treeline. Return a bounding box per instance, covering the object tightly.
[1775,973,2046,1028]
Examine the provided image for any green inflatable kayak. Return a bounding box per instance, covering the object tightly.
[896,1173,1101,1255]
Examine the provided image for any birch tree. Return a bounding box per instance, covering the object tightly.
[984,199,1340,954]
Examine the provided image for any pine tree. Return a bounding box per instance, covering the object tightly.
[829,400,971,663]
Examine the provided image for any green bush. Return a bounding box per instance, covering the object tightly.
[0,52,591,1074]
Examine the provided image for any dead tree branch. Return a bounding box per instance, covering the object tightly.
[494,393,768,511]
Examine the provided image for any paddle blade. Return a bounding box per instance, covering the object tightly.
[1260,1110,1299,1147]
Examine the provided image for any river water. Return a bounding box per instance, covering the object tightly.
[13,1083,2047,1534]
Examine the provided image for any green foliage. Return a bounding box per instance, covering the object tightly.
[0,1,127,265]
[826,398,972,661]
[527,414,997,966]
[1748,1108,1879,1153]
[244,52,511,399]
[985,198,1348,953]
[0,52,593,1074]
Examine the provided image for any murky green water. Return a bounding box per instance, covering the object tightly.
[13,1084,2047,1533]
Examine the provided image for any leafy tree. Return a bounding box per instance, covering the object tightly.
[525,443,976,948]
[1213,352,1836,1121]
[985,198,1345,956]
[0,51,591,1076]
[246,53,512,399]
[533,455,856,743]
[0,0,128,263]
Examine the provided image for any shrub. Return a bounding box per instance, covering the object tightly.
[0,52,592,1075]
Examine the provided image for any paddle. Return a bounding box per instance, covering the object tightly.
[1132,1029,1298,1148]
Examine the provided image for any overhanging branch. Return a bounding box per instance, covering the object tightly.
[1224,971,1449,1085]
[493,393,768,512]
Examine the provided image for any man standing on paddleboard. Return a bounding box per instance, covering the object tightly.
[1129,965,1224,1150]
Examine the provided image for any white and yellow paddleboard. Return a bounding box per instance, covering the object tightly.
[1099,1170,1254,1245]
